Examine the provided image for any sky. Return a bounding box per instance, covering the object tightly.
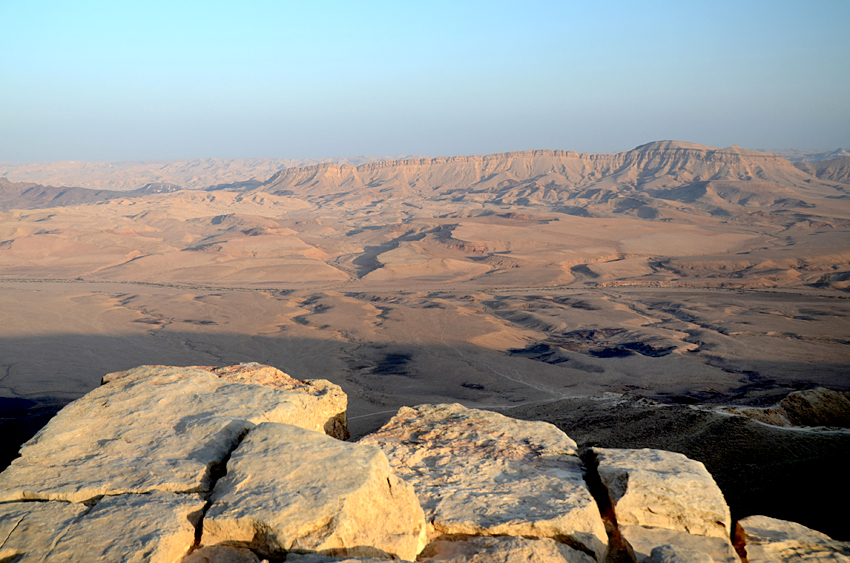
[1,0,849,162]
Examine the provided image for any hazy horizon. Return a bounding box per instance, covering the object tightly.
[1,143,848,168]
[2,1,849,162]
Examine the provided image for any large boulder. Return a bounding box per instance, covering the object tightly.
[0,364,347,502]
[359,403,607,560]
[738,515,850,563]
[202,422,427,560]
[592,448,732,539]
[0,492,204,563]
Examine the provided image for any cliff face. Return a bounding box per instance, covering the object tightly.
[0,364,847,563]
[252,141,843,223]
[259,142,820,199]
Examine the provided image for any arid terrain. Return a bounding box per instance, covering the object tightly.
[2,141,849,536]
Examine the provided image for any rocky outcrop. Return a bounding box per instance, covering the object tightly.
[620,527,740,563]
[0,492,205,562]
[359,403,608,560]
[196,362,349,439]
[0,363,844,563]
[732,387,850,429]
[738,515,850,563]
[590,447,737,563]
[0,364,347,503]
[203,422,426,560]
[0,502,89,562]
[260,143,815,199]
[592,448,732,539]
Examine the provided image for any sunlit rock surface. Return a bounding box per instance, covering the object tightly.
[0,364,347,502]
[0,492,204,563]
[621,526,741,563]
[202,422,426,560]
[359,403,607,560]
[0,501,88,563]
[0,363,844,563]
[592,447,732,539]
[732,388,850,429]
[591,447,740,563]
[739,515,850,563]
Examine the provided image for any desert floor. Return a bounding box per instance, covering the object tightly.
[1,144,848,537]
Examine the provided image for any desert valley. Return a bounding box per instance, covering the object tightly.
[1,141,849,548]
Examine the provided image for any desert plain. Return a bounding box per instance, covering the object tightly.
[1,141,849,537]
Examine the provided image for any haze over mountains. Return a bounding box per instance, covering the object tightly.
[0,155,427,193]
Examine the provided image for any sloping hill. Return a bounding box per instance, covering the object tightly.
[794,157,850,184]
[0,178,186,212]
[0,178,124,212]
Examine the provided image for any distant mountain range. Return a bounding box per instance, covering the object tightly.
[0,155,426,193]
[763,148,850,162]
[1,144,848,194]
[1,141,849,220]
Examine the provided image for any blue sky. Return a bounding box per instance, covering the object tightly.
[1,1,848,161]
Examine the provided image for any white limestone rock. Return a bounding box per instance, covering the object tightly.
[0,364,347,502]
[419,536,597,563]
[622,526,740,563]
[0,492,205,563]
[170,363,348,439]
[0,501,88,562]
[359,404,607,560]
[202,422,427,560]
[738,515,850,563]
[54,492,204,562]
[593,447,732,539]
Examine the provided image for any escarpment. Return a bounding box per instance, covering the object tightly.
[0,364,846,563]
[258,142,818,201]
